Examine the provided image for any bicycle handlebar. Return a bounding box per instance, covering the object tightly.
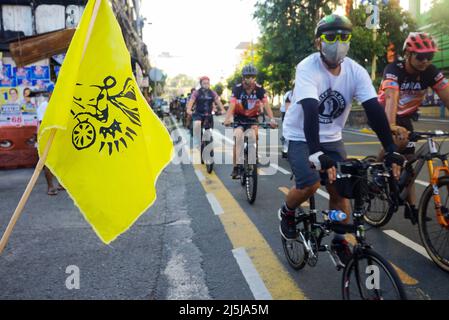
[222,122,273,129]
[409,130,449,142]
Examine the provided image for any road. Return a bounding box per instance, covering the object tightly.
[0,116,448,299]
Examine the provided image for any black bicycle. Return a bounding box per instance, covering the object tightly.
[225,121,272,204]
[281,158,407,300]
[362,130,449,273]
[199,114,215,174]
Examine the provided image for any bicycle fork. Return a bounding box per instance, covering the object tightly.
[429,161,449,228]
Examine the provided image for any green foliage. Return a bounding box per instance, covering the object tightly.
[428,0,449,35]
[212,83,224,96]
[241,0,417,92]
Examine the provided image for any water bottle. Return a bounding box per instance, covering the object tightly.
[328,210,347,222]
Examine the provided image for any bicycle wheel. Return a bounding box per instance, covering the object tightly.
[342,247,407,300]
[245,164,257,204]
[418,176,449,273]
[361,155,395,227]
[282,236,308,270]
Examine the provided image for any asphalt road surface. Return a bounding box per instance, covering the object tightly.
[0,115,448,300]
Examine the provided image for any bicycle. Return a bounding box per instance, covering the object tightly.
[281,158,407,300]
[362,130,449,273]
[199,113,215,174]
[225,121,272,204]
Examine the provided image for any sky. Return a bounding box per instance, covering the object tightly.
[140,0,432,84]
[141,0,260,84]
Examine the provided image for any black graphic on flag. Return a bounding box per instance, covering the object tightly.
[71,76,141,155]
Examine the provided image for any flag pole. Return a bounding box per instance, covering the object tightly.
[0,0,103,255]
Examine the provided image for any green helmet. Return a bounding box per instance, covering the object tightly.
[315,14,353,38]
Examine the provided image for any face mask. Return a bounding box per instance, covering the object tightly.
[321,41,350,68]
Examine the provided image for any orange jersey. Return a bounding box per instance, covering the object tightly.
[378,59,448,117]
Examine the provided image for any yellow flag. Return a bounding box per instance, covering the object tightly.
[38,0,173,244]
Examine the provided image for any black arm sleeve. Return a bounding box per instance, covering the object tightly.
[362,97,397,153]
[301,98,321,154]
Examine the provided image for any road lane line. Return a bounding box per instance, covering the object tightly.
[195,164,307,299]
[345,234,418,285]
[278,187,309,207]
[316,189,330,200]
[415,179,429,187]
[383,230,431,260]
[270,163,291,175]
[195,169,205,182]
[206,193,224,216]
[232,247,273,300]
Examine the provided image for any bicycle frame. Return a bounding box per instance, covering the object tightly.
[396,135,449,227]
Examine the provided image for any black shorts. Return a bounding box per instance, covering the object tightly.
[192,113,214,129]
[234,115,258,131]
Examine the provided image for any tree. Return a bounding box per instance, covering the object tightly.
[348,0,416,78]
[212,83,224,96]
[253,0,339,95]
[428,0,449,34]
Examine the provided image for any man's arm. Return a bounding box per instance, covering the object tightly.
[223,100,235,125]
[384,88,399,126]
[186,94,196,115]
[436,86,449,112]
[362,98,397,153]
[214,96,226,114]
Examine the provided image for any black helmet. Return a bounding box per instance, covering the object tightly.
[315,14,353,38]
[242,64,258,76]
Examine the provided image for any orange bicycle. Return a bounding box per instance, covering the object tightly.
[362,130,449,272]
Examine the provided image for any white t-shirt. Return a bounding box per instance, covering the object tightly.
[280,90,292,113]
[283,53,377,142]
[37,100,48,121]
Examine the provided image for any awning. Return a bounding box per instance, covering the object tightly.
[8,28,76,67]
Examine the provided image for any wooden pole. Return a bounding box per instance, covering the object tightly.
[0,0,102,255]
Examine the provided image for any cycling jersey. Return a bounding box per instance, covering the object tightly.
[378,59,449,117]
[178,97,187,109]
[230,83,267,118]
[190,89,218,114]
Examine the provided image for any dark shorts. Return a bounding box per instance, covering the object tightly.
[234,115,258,131]
[192,113,214,129]
[288,140,347,189]
[396,115,415,155]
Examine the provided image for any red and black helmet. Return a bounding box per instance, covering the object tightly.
[403,32,438,53]
[199,76,210,84]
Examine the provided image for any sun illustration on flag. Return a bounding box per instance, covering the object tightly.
[70,75,141,155]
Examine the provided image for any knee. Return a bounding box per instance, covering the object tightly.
[298,181,320,197]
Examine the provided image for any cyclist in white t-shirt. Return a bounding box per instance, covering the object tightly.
[279,14,404,266]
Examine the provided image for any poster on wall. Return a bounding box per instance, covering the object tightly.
[30,65,50,80]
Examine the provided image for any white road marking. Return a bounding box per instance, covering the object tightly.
[316,188,330,200]
[269,163,291,175]
[415,179,429,187]
[383,230,432,261]
[232,247,273,300]
[194,169,205,182]
[206,193,224,216]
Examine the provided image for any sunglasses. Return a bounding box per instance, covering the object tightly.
[413,52,434,62]
[244,75,256,79]
[320,33,352,44]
